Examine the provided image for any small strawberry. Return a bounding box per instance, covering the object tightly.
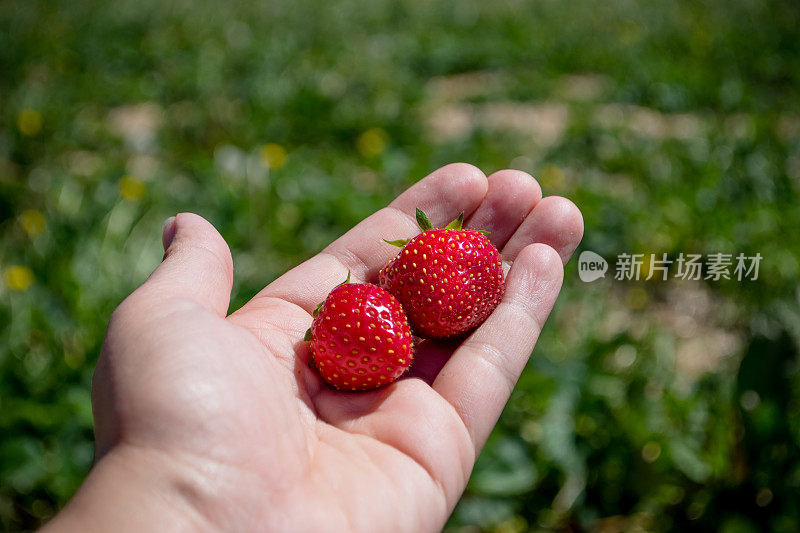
[378,209,505,339]
[305,274,413,391]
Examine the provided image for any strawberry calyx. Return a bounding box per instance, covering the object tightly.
[383,208,488,248]
[382,238,410,248]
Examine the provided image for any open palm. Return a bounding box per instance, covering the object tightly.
[70,164,582,532]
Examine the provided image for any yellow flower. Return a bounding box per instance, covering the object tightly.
[259,143,288,169]
[540,164,565,190]
[19,209,46,237]
[118,175,146,200]
[4,265,35,291]
[356,128,388,158]
[17,109,43,136]
[642,441,662,463]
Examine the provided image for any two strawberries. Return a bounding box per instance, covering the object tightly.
[305,209,505,391]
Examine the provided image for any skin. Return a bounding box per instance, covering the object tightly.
[43,164,583,533]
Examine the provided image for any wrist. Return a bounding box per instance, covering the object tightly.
[42,444,214,533]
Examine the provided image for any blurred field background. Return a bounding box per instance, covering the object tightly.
[1,0,800,530]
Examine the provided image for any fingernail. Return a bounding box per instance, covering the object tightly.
[161,216,177,250]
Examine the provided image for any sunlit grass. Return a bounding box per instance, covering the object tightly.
[1,0,799,530]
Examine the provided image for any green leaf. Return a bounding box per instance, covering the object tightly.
[383,238,410,248]
[477,230,489,236]
[416,208,434,231]
[303,328,313,341]
[446,212,464,230]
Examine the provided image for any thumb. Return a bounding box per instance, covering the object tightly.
[141,212,233,317]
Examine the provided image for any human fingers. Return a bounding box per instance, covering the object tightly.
[136,213,233,316]
[501,196,584,265]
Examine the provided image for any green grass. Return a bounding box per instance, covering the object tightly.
[1,0,799,530]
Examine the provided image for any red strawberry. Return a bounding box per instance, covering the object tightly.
[305,276,413,391]
[378,209,505,339]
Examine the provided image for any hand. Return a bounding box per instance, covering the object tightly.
[45,164,583,532]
